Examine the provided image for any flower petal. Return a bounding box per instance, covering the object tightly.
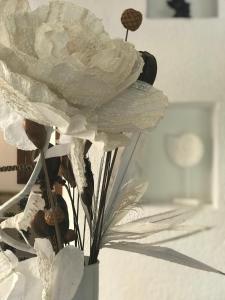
[50,246,84,300]
[95,81,168,133]
[0,102,36,150]
[0,59,76,128]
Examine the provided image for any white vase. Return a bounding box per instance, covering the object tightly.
[73,261,99,300]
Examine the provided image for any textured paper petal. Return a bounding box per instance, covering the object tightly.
[50,246,84,300]
[24,2,143,107]
[0,102,36,150]
[0,59,74,128]
[0,0,30,19]
[1,192,45,231]
[106,242,225,275]
[95,81,168,133]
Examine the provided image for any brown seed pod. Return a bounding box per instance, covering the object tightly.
[121,8,143,32]
[44,207,65,226]
[64,229,77,243]
[31,210,53,238]
[24,119,47,149]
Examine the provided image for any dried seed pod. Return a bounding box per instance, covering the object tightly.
[24,119,47,149]
[138,51,157,85]
[64,229,77,243]
[121,8,143,32]
[31,210,53,237]
[44,207,65,226]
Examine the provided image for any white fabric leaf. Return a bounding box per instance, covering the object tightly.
[106,242,225,275]
[1,191,45,231]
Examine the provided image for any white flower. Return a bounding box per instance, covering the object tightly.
[0,0,168,150]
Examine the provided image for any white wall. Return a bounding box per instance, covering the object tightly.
[72,1,225,299]
[0,132,22,192]
[147,0,218,18]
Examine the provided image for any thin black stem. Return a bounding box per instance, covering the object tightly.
[89,152,112,264]
[125,29,129,41]
[64,184,83,250]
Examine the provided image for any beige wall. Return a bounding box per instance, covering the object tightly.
[0,132,21,192]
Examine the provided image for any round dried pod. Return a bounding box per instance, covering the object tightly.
[44,207,65,226]
[121,8,143,32]
[31,210,53,237]
[64,229,77,243]
[24,119,47,149]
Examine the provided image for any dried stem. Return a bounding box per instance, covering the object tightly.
[89,149,118,264]
[41,151,63,252]
[125,29,129,41]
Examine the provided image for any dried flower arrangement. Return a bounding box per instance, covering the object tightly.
[0,1,223,299]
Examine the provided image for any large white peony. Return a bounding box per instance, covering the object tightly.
[0,0,168,150]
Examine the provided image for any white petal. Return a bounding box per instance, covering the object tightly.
[50,246,84,300]
[96,81,168,133]
[0,59,72,128]
[0,0,30,19]
[0,102,36,150]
